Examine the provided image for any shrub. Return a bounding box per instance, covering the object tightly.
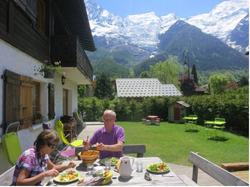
[78,86,248,136]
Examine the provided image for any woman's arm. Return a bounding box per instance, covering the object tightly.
[47,159,76,172]
[16,168,58,185]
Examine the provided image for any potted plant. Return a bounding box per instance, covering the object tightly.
[35,61,62,78]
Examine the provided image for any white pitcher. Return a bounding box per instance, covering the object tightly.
[119,156,134,178]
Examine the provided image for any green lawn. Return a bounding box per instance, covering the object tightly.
[118,122,249,166]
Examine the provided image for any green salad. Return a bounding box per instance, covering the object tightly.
[147,162,170,173]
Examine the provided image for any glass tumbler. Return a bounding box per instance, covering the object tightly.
[136,160,143,172]
[105,159,111,170]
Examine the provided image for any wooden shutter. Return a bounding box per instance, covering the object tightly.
[48,83,55,119]
[63,89,68,115]
[20,75,33,129]
[3,70,21,132]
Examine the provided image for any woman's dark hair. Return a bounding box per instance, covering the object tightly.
[34,129,59,152]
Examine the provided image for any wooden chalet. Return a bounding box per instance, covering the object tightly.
[0,0,95,173]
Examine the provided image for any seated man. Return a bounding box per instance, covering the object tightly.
[83,110,125,159]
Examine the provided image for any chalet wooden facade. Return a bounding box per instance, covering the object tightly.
[0,0,95,173]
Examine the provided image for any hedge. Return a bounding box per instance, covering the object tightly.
[78,86,248,136]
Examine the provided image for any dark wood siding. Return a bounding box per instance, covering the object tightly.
[51,35,76,66]
[0,0,49,62]
[0,0,8,33]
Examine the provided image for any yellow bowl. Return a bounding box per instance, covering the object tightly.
[78,150,99,165]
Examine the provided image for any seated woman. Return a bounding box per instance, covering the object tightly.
[12,129,75,185]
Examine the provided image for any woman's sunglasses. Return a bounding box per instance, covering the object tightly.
[48,143,57,149]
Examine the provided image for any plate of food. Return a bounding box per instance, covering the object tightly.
[85,170,113,185]
[102,170,113,185]
[53,170,79,184]
[99,157,119,166]
[146,162,170,175]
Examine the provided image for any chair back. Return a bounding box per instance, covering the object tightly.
[73,112,86,127]
[189,115,198,118]
[2,132,22,165]
[215,118,225,122]
[5,121,20,133]
[123,144,146,157]
[55,120,70,145]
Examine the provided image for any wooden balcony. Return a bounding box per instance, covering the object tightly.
[51,35,93,84]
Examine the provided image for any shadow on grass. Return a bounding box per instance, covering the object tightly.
[185,129,199,133]
[208,136,229,142]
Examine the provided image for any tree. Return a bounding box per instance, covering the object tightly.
[140,71,151,78]
[208,73,233,94]
[149,56,183,87]
[94,74,114,99]
[78,85,85,98]
[238,76,249,87]
[191,64,198,84]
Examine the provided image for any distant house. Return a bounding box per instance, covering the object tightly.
[116,78,182,98]
[224,81,239,90]
[0,0,95,173]
[179,73,207,95]
[168,101,190,123]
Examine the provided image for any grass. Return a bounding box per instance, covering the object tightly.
[118,121,249,166]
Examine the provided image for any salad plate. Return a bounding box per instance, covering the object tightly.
[146,162,170,175]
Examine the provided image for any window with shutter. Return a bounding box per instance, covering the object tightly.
[3,70,42,132]
[32,81,41,124]
[48,83,55,120]
[3,70,21,133]
[20,75,33,129]
[63,89,69,115]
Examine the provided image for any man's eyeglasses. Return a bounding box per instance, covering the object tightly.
[48,143,57,149]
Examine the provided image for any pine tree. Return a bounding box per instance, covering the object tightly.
[94,74,114,99]
[191,64,198,84]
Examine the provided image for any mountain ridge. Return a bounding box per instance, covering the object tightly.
[85,0,248,53]
[84,0,249,76]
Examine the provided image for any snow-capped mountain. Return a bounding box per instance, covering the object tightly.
[187,0,248,48]
[85,0,249,60]
[85,0,178,51]
[226,15,249,53]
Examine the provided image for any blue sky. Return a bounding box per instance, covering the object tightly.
[95,0,224,18]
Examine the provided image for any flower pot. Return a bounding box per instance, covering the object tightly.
[44,70,55,78]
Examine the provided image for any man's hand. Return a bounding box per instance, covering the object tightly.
[82,139,90,152]
[96,143,106,151]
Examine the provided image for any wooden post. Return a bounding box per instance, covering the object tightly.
[192,165,198,183]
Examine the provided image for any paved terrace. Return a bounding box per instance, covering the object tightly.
[78,122,224,186]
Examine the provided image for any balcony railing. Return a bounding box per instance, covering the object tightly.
[51,35,93,81]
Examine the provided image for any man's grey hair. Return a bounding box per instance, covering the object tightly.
[103,109,116,117]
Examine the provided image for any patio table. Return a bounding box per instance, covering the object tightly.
[42,157,197,186]
[183,116,197,124]
[146,116,160,125]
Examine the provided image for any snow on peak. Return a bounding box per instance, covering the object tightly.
[85,0,248,51]
[160,13,178,34]
[187,0,249,41]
